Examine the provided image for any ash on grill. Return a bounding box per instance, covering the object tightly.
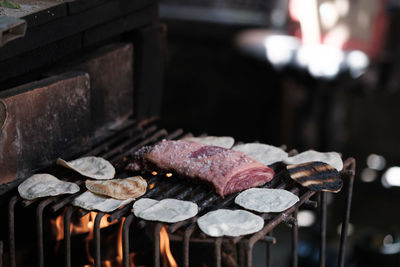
[4,119,355,267]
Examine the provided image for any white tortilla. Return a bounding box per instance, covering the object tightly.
[232,143,288,165]
[283,150,343,171]
[132,198,198,223]
[235,188,299,213]
[57,156,115,180]
[18,174,80,200]
[72,191,133,212]
[197,209,264,237]
[183,136,235,149]
[85,176,147,200]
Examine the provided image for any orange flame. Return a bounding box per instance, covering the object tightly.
[116,217,125,264]
[160,226,177,267]
[50,210,123,267]
[129,253,136,267]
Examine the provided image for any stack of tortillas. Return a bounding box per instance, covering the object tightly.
[18,174,80,200]
[73,176,147,212]
[57,156,147,212]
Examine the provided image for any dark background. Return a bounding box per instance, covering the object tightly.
[158,0,400,266]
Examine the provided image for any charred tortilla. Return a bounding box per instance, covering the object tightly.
[287,161,343,192]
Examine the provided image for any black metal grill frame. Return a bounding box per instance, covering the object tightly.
[6,118,355,267]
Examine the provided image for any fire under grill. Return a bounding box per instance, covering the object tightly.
[3,118,355,267]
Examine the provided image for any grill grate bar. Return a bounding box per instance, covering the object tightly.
[94,212,106,267]
[101,125,158,160]
[110,129,168,163]
[85,119,139,157]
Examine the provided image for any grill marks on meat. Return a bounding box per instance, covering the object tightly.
[286,161,343,193]
[129,140,275,197]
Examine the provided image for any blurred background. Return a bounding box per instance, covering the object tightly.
[157,0,400,266]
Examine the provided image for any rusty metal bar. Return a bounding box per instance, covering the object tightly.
[154,182,184,200]
[36,198,56,267]
[292,209,298,267]
[78,209,90,218]
[304,200,318,209]
[214,238,223,267]
[245,240,254,267]
[154,223,163,267]
[266,231,273,267]
[238,241,246,267]
[102,125,158,159]
[319,191,327,267]
[174,184,197,200]
[50,191,82,212]
[183,224,196,267]
[64,206,75,267]
[197,194,219,211]
[165,128,184,140]
[8,195,18,267]
[94,212,105,267]
[243,190,315,247]
[123,214,134,267]
[338,158,356,267]
[189,190,212,204]
[84,120,139,156]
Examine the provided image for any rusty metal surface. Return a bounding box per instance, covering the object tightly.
[0,72,91,187]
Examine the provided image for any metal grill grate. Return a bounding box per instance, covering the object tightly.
[6,118,355,267]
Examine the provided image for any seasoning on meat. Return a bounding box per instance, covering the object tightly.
[128,140,275,197]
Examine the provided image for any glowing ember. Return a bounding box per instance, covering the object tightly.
[149,183,155,189]
[166,173,172,178]
[152,171,158,175]
[160,226,177,267]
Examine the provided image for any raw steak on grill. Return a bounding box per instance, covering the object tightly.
[128,140,275,197]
